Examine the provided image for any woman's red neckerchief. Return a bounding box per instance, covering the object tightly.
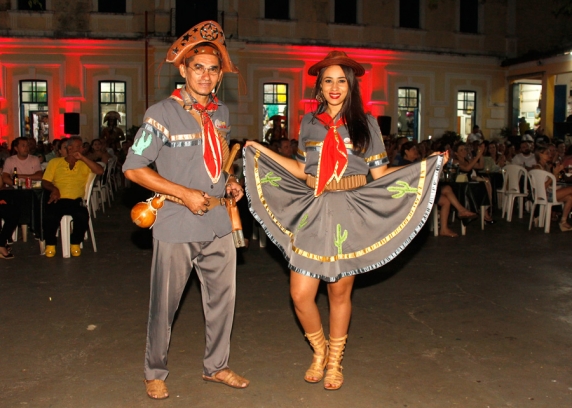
[172,88,222,183]
[314,112,348,197]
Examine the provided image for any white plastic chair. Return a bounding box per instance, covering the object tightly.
[91,162,107,215]
[104,156,117,202]
[527,169,563,233]
[496,167,507,210]
[502,164,528,222]
[59,172,98,258]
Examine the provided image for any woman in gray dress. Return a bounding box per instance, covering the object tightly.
[244,51,443,390]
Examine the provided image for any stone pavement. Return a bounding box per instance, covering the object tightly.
[1,188,572,408]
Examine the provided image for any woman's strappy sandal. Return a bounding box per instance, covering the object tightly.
[324,334,347,391]
[304,327,329,383]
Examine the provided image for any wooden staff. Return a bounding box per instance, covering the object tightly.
[222,144,246,248]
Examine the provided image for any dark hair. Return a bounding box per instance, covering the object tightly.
[66,136,83,147]
[311,65,371,152]
[484,141,497,157]
[400,141,417,158]
[453,142,467,153]
[15,137,28,148]
[534,146,549,163]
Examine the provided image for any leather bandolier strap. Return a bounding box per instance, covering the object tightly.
[306,174,367,192]
[161,194,226,211]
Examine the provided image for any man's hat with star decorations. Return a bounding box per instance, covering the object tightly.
[166,20,238,74]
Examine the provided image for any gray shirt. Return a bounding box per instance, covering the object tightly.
[123,97,232,243]
[296,113,389,176]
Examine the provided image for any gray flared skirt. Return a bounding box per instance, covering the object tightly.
[244,146,443,282]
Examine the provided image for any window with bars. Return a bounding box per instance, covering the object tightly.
[265,0,289,20]
[335,0,357,24]
[98,0,126,13]
[19,80,48,139]
[457,90,476,137]
[263,83,288,142]
[18,0,45,11]
[397,87,419,140]
[399,0,420,29]
[460,0,478,34]
[99,81,127,137]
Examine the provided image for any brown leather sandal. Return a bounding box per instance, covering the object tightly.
[202,368,249,389]
[144,379,169,399]
[324,334,347,391]
[304,326,329,383]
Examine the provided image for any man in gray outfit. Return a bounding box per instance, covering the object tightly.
[123,20,248,400]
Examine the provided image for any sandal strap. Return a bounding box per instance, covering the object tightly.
[304,327,329,382]
[324,334,347,389]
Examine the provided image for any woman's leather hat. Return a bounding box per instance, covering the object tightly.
[308,50,365,77]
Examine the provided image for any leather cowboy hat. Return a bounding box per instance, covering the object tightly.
[103,111,121,123]
[166,20,239,73]
[308,50,365,77]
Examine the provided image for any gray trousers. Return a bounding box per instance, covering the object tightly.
[144,234,236,380]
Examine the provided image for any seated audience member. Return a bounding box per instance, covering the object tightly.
[278,138,293,158]
[399,142,420,165]
[88,138,110,165]
[290,139,299,159]
[453,142,495,223]
[467,125,483,143]
[0,188,19,259]
[27,137,45,163]
[484,141,506,172]
[532,147,572,231]
[82,141,91,156]
[41,136,104,257]
[391,136,409,166]
[45,142,56,163]
[1,137,43,187]
[44,141,58,162]
[512,135,536,170]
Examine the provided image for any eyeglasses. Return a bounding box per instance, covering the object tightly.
[189,64,221,76]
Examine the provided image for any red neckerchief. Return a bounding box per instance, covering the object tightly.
[314,112,348,197]
[171,88,222,183]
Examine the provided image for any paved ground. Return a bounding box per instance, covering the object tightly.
[2,188,572,408]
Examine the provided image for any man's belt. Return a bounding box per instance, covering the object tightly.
[306,174,366,192]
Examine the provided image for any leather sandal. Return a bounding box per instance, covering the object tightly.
[202,368,249,389]
[144,379,169,400]
[324,335,347,391]
[304,326,329,383]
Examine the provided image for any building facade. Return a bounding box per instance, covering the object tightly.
[0,0,571,144]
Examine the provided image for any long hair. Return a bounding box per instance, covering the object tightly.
[311,65,371,152]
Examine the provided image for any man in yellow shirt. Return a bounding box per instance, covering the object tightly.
[42,136,103,257]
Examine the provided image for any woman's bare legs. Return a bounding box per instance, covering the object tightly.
[483,179,494,220]
[438,195,457,237]
[326,275,355,337]
[290,272,356,336]
[290,271,322,333]
[440,185,476,217]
